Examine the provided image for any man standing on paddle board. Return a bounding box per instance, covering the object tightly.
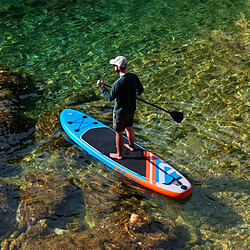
[97,56,144,160]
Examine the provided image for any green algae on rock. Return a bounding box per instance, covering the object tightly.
[16,171,85,231]
[0,65,40,167]
[0,181,19,242]
[7,205,178,249]
[0,64,37,135]
[34,106,71,148]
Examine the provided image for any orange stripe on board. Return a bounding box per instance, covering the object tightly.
[114,163,192,199]
[152,154,156,184]
[145,151,151,181]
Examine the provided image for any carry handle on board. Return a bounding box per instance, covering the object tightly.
[103,83,184,123]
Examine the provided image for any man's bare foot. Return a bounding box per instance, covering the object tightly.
[110,153,123,160]
[124,144,135,152]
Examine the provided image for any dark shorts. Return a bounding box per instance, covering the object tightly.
[113,112,135,132]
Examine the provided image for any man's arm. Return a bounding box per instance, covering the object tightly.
[97,80,118,102]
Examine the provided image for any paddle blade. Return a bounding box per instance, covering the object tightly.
[169,111,184,123]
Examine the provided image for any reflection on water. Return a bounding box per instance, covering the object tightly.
[0,0,249,248]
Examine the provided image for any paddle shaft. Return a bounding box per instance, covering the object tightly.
[136,97,171,114]
[103,83,179,117]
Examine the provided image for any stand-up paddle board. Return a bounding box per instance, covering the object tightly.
[60,109,192,198]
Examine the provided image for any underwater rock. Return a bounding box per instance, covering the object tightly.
[70,172,178,248]
[0,181,19,241]
[0,160,22,178]
[8,209,178,249]
[0,64,37,135]
[16,171,85,231]
[72,168,122,228]
[124,213,178,247]
[5,162,179,248]
[0,64,39,168]
[129,213,143,226]
[35,106,71,151]
[35,106,64,140]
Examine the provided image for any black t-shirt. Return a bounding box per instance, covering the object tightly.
[101,73,144,115]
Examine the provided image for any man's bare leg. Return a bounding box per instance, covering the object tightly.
[110,131,123,159]
[124,127,135,151]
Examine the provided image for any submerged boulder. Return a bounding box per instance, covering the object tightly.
[0,181,19,241]
[3,157,180,249]
[7,208,178,249]
[16,171,85,231]
[0,64,37,135]
[35,106,69,149]
[0,65,38,166]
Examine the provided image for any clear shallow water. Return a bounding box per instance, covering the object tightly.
[0,0,249,249]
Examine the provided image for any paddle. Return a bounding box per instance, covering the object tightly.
[103,83,184,123]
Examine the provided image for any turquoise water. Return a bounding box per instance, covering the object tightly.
[0,0,249,248]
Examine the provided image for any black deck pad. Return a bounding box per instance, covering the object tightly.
[81,127,147,177]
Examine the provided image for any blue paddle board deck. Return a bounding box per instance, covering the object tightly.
[60,109,192,198]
